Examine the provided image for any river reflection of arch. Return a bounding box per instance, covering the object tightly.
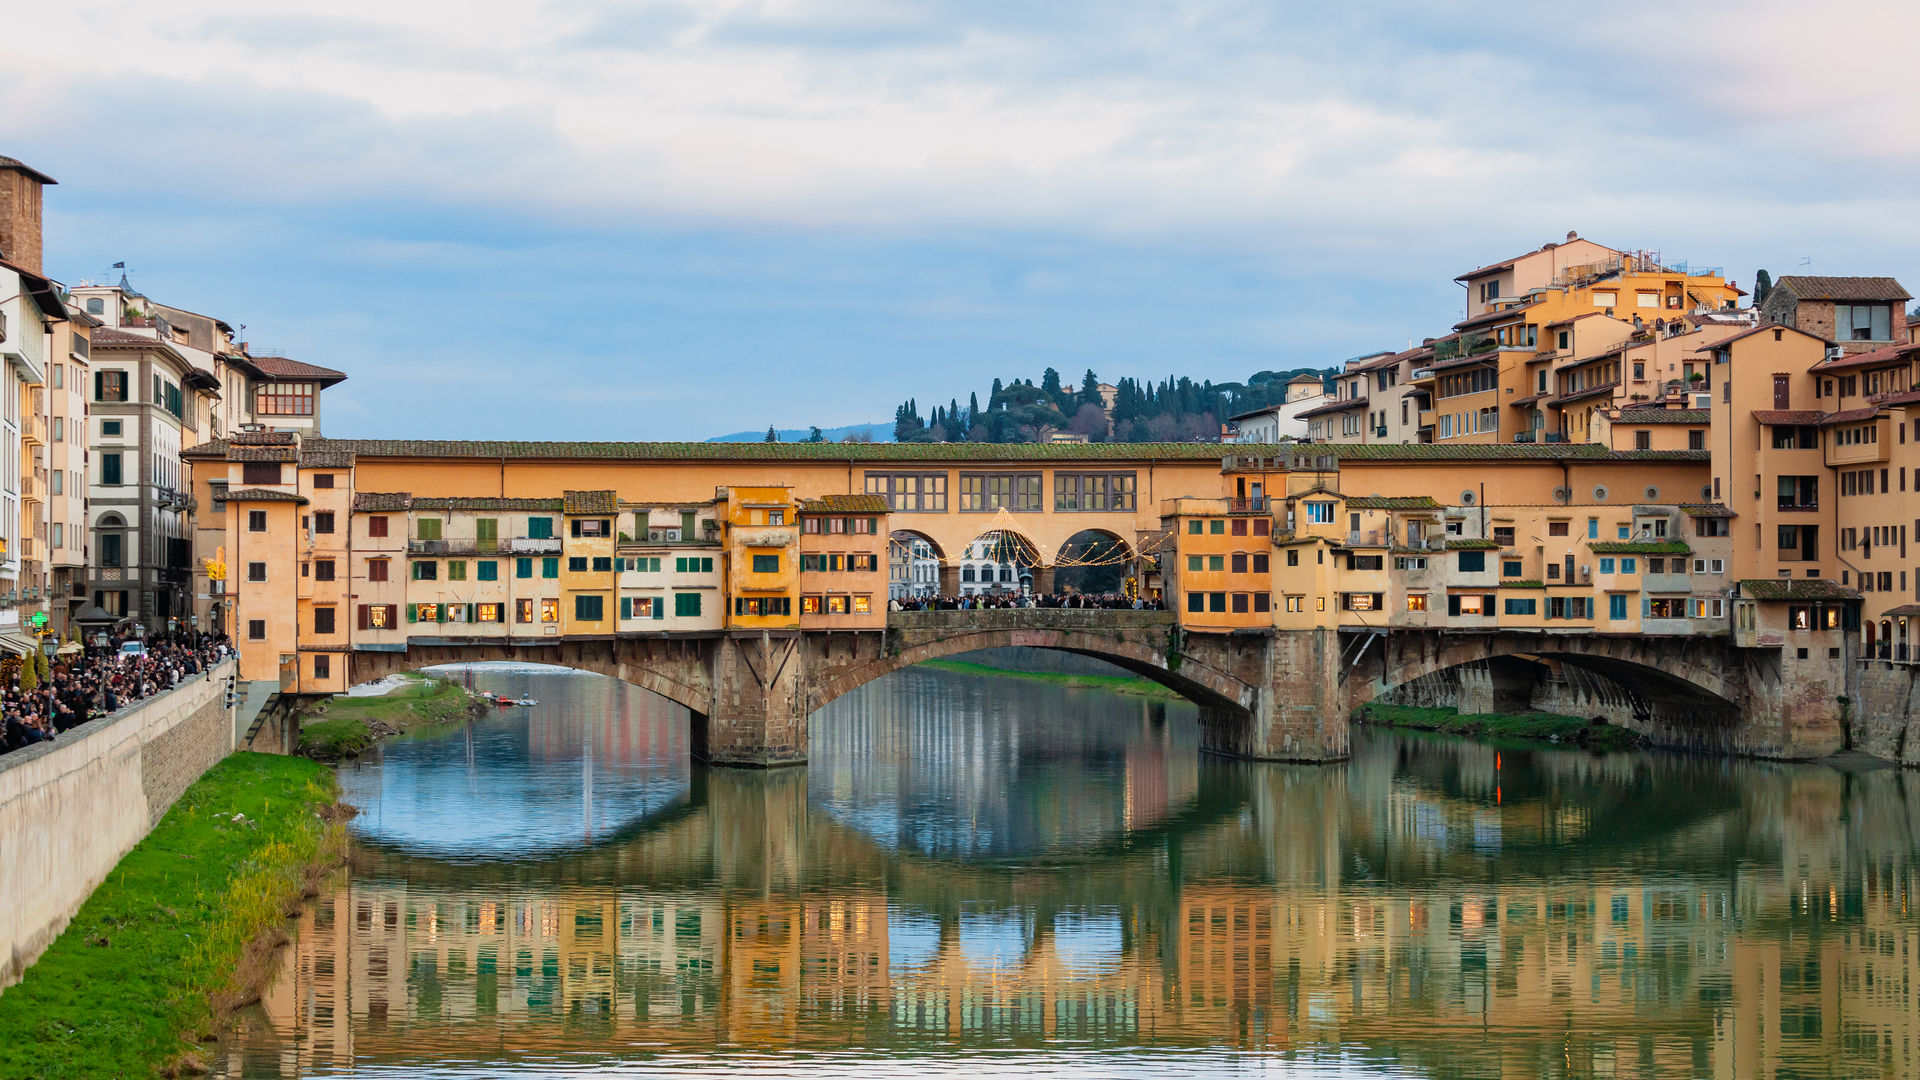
[338,664,694,860]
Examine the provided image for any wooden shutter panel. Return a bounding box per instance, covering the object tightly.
[358,604,370,631]
[406,604,417,623]
[386,605,398,628]
[437,605,448,623]
[620,597,631,620]
[654,598,665,620]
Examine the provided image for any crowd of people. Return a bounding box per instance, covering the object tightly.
[1,631,233,756]
[891,592,1164,611]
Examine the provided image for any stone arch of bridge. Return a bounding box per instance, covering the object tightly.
[1051,527,1134,567]
[346,641,713,719]
[1352,632,1740,723]
[806,626,1257,717]
[887,528,949,564]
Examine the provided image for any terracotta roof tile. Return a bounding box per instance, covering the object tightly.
[413,496,565,512]
[227,445,298,462]
[1679,503,1736,518]
[1588,540,1691,555]
[352,492,412,512]
[1453,300,1543,332]
[1344,495,1441,510]
[1775,275,1911,303]
[230,431,296,446]
[299,449,355,469]
[798,494,889,514]
[1751,410,1827,425]
[1818,407,1881,426]
[1552,382,1620,406]
[1615,409,1710,425]
[1695,322,1832,351]
[1809,343,1919,372]
[249,355,347,382]
[1296,396,1368,419]
[563,490,619,515]
[225,487,307,504]
[1739,578,1859,601]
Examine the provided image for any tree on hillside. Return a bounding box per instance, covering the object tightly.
[805,426,825,443]
[764,426,778,442]
[1040,368,1067,411]
[1754,269,1773,308]
[1078,369,1103,410]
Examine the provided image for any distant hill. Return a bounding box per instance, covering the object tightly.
[707,422,895,443]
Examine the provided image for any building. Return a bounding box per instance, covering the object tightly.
[1759,276,1912,356]
[888,533,940,599]
[957,537,1029,595]
[1224,375,1327,443]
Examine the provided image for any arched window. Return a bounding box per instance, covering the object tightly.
[95,513,127,569]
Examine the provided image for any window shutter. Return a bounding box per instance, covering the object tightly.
[621,597,631,620]
[468,604,477,622]
[358,605,370,630]
[438,605,448,623]
[386,605,398,628]
[406,604,417,623]
[654,599,664,620]
[1642,596,1651,618]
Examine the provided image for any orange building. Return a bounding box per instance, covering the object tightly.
[797,495,887,629]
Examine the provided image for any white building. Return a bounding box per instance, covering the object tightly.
[957,538,1028,595]
[889,535,939,599]
[1222,374,1328,443]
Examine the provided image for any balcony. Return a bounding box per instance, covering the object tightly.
[1227,497,1269,514]
[1345,530,1389,548]
[1775,500,1819,513]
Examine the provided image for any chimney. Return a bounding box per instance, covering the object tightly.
[0,155,56,275]
[1566,230,1578,242]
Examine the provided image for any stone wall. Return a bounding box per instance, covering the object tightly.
[0,660,236,989]
[1855,661,1920,765]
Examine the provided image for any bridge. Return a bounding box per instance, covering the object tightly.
[323,609,1842,766]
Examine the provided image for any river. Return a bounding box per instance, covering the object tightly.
[218,665,1920,1079]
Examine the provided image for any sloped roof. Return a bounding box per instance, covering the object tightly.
[352,492,412,512]
[299,449,355,469]
[248,355,348,383]
[1588,540,1691,555]
[1776,275,1911,302]
[1679,503,1736,518]
[1740,579,1859,601]
[1751,410,1827,425]
[1818,407,1881,426]
[225,487,307,503]
[798,494,889,514]
[563,490,619,515]
[1343,495,1442,510]
[0,156,56,184]
[1809,343,1919,372]
[1616,409,1710,425]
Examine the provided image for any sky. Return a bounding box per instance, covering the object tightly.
[3,1,1917,440]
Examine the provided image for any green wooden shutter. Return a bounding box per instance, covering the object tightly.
[407,604,417,623]
[654,598,664,620]
[621,597,631,619]
[437,604,448,623]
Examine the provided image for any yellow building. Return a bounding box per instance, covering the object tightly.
[724,486,799,630]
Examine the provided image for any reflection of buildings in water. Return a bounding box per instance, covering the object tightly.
[234,738,1920,1079]
[524,677,688,768]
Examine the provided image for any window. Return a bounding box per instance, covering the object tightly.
[477,603,501,623]
[1304,502,1334,524]
[256,382,315,416]
[1648,597,1686,619]
[248,509,268,532]
[1231,593,1250,614]
[1504,598,1536,615]
[1186,555,1202,572]
[541,598,560,622]
[1253,553,1269,573]
[101,452,122,486]
[1635,430,1651,450]
[477,561,498,581]
[1493,527,1515,547]
[415,518,442,541]
[567,556,587,572]
[248,561,267,582]
[95,370,128,402]
[1588,518,1599,539]
[1457,551,1486,573]
[1609,594,1629,620]
[313,607,336,635]
[865,472,948,512]
[1837,303,1894,342]
[1208,555,1225,571]
[1503,559,1523,577]
[528,517,555,539]
[734,597,793,617]
[314,474,334,489]
[368,558,389,582]
[574,595,605,621]
[1547,521,1569,537]
[313,511,335,534]
[1286,549,1299,567]
[1394,556,1427,570]
[1592,291,1617,307]
[362,604,393,629]
[752,554,780,573]
[516,598,535,623]
[958,473,1044,512]
[412,560,437,581]
[314,559,336,582]
[1209,593,1227,612]
[1187,592,1204,613]
[248,619,266,640]
[414,603,440,623]
[242,462,281,485]
[1407,593,1428,611]
[1054,473,1138,511]
[368,516,389,538]
[1188,521,1203,535]
[1599,557,1615,574]
[1210,520,1225,534]
[542,557,559,578]
[1688,430,1705,450]
[592,556,614,572]
[1621,558,1637,573]
[675,592,702,618]
[447,560,467,581]
[50,471,60,496]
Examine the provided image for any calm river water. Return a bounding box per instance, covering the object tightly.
[219,666,1920,1079]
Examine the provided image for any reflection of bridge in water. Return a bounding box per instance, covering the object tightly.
[231,740,1920,1080]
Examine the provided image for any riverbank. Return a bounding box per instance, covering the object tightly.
[297,673,489,760]
[1355,702,1644,749]
[0,753,344,1079]
[920,659,1183,699]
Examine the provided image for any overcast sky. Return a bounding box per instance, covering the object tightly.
[4,1,1916,439]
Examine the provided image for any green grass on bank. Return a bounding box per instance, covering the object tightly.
[296,674,483,760]
[0,753,342,1079]
[1357,702,1644,750]
[919,659,1184,700]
